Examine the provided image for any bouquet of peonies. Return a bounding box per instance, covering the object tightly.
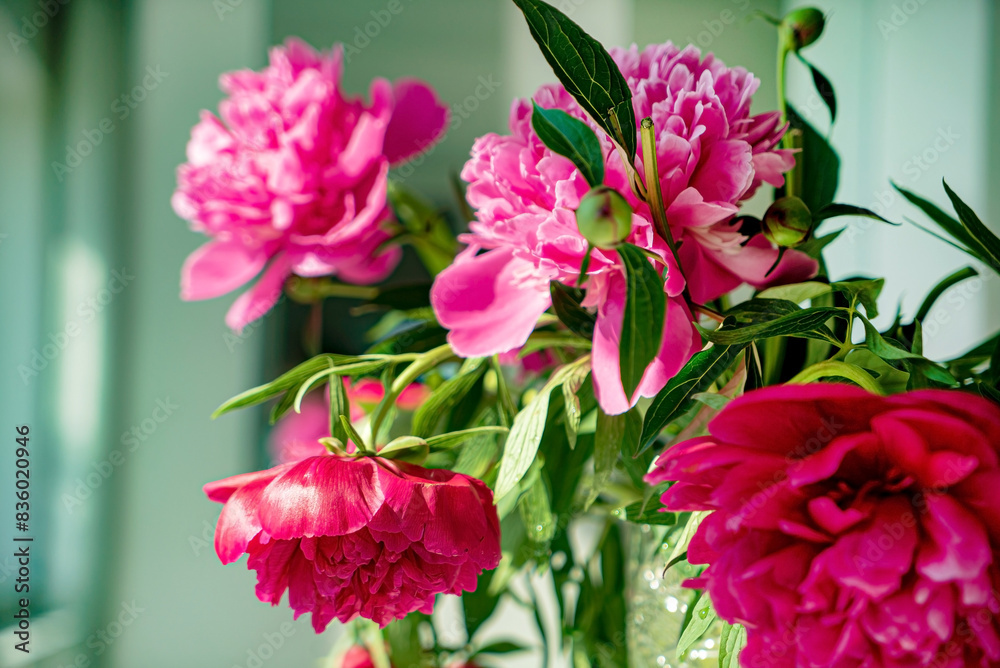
[174,3,1000,667]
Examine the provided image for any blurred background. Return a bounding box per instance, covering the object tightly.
[0,0,997,666]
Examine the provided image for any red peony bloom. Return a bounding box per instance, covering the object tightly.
[204,454,501,631]
[648,385,1000,667]
[340,646,375,668]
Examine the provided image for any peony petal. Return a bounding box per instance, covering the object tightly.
[384,79,449,165]
[181,240,269,301]
[258,455,384,539]
[431,248,552,357]
[225,253,293,332]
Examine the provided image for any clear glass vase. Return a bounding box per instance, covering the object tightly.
[626,523,723,668]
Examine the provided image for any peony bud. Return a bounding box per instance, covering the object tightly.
[575,186,633,249]
[763,196,813,247]
[781,7,825,51]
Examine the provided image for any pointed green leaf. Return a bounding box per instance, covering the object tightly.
[796,53,836,122]
[411,359,487,437]
[511,0,637,159]
[531,102,605,188]
[618,243,666,399]
[550,282,596,339]
[894,184,982,255]
[639,344,745,454]
[943,180,1000,270]
[677,593,717,659]
[813,203,897,226]
[705,305,844,346]
[719,623,747,668]
[787,105,839,212]
[915,266,979,322]
[425,426,508,450]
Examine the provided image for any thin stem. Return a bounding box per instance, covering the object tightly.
[304,301,323,357]
[369,344,455,442]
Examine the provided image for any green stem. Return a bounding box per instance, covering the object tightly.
[369,344,455,442]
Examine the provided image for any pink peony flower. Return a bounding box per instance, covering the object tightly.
[649,384,1000,667]
[340,646,375,668]
[269,378,429,464]
[431,42,817,414]
[174,38,448,330]
[204,453,501,631]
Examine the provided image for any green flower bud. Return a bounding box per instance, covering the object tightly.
[575,186,633,249]
[781,7,825,51]
[763,196,813,248]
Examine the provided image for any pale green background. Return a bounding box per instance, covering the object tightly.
[0,1,996,666]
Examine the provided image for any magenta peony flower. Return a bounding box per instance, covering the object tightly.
[649,384,1000,667]
[431,42,817,414]
[174,38,448,330]
[340,646,375,668]
[268,379,429,464]
[204,453,501,631]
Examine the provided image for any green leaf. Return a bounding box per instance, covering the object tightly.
[858,314,957,385]
[339,415,368,452]
[411,359,487,437]
[916,266,979,322]
[212,354,355,418]
[617,497,676,526]
[365,282,432,310]
[813,203,898,226]
[378,435,429,461]
[719,623,747,668]
[786,105,839,213]
[757,280,832,304]
[943,180,1000,270]
[560,364,591,449]
[706,304,844,346]
[677,592,717,659]
[639,344,745,454]
[797,53,836,122]
[511,0,637,159]
[519,475,555,544]
[477,640,528,655]
[494,382,556,501]
[585,410,626,510]
[894,184,983,256]
[531,102,605,188]
[550,282,596,339]
[786,360,884,395]
[796,228,843,261]
[425,426,508,450]
[691,391,731,410]
[618,243,666,399]
[329,374,350,444]
[494,358,590,500]
[831,278,884,318]
[619,409,650,488]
